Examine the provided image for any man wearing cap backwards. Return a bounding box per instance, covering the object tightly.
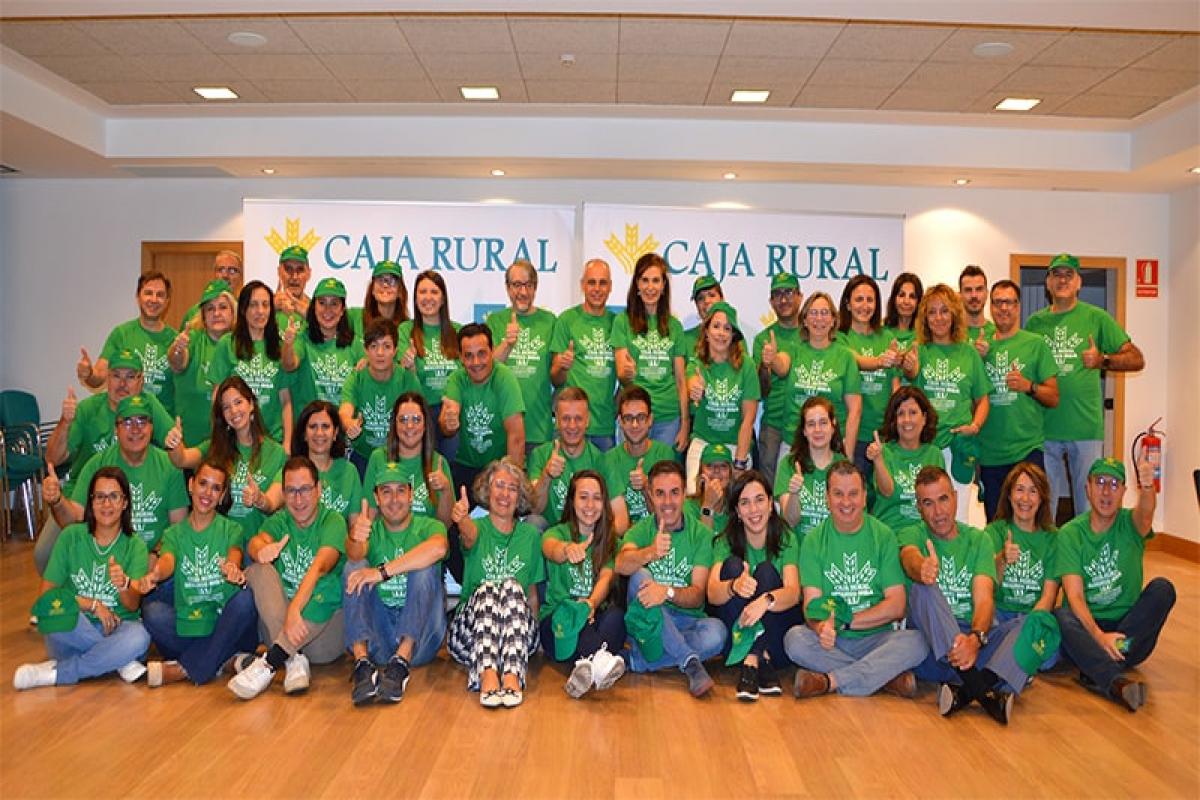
[528,388,605,531]
[43,394,188,567]
[485,259,557,454]
[959,265,995,343]
[787,461,926,701]
[682,275,724,358]
[78,271,178,413]
[181,251,244,327]
[753,274,802,482]
[1025,253,1144,519]
[898,466,1052,725]
[617,461,726,697]
[605,385,677,536]
[343,464,449,706]
[1054,457,1174,712]
[274,245,313,323]
[550,258,618,451]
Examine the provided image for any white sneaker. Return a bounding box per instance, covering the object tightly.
[283,653,310,694]
[13,660,57,690]
[117,661,147,683]
[228,656,275,700]
[590,644,626,691]
[564,657,594,699]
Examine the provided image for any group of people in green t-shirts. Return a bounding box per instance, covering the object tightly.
[17,247,1173,722]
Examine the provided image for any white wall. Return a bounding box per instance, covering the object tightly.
[0,175,1178,531]
[1165,186,1199,543]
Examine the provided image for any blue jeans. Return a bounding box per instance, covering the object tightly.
[980,449,1045,522]
[906,582,1031,694]
[994,608,1060,670]
[539,605,627,663]
[45,613,150,685]
[343,561,446,666]
[142,587,260,684]
[587,434,616,453]
[714,558,802,666]
[626,569,725,672]
[430,403,460,462]
[756,425,784,486]
[647,418,682,453]
[784,626,928,696]
[1044,439,1103,516]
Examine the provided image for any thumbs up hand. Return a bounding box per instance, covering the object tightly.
[866,430,883,462]
[546,440,566,478]
[241,476,262,510]
[880,338,900,368]
[1005,364,1027,393]
[973,327,990,358]
[919,538,940,585]
[427,468,449,494]
[399,345,416,370]
[1081,335,1102,369]
[43,461,62,506]
[165,416,184,451]
[256,534,289,565]
[346,413,364,440]
[282,317,299,346]
[629,457,646,491]
[504,309,521,347]
[732,560,757,599]
[653,517,671,559]
[441,403,461,435]
[171,328,190,359]
[819,617,838,650]
[560,339,576,371]
[76,347,94,384]
[107,555,129,589]
[1003,529,1020,565]
[451,486,471,524]
[351,499,372,543]
[901,345,919,375]
[787,469,804,497]
[61,387,78,423]
[1135,456,1155,491]
[564,534,589,564]
[761,330,778,369]
[687,371,706,404]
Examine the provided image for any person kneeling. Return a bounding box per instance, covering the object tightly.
[343,465,448,706]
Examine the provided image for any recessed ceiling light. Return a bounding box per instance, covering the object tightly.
[1190,166,1200,174]
[731,90,770,104]
[705,201,751,210]
[490,169,505,177]
[227,31,268,47]
[723,172,737,180]
[482,198,516,205]
[193,86,238,100]
[954,178,970,186]
[972,42,1014,58]
[461,86,500,100]
[261,168,276,175]
[995,97,1041,112]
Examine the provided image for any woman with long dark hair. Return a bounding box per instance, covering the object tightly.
[291,400,362,520]
[349,260,410,339]
[866,386,944,531]
[399,270,460,454]
[883,272,924,348]
[290,277,363,415]
[777,396,846,541]
[838,275,900,477]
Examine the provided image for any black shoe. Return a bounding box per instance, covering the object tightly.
[351,659,379,706]
[937,683,972,717]
[757,659,782,696]
[1108,677,1146,712]
[378,657,411,704]
[979,689,1014,725]
[736,665,760,702]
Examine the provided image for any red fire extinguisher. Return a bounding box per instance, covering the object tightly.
[1131,419,1164,493]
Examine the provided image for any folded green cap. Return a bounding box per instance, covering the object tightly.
[701,442,733,465]
[725,619,764,666]
[313,277,347,300]
[200,279,233,307]
[372,260,402,278]
[948,433,980,485]
[1088,457,1125,483]
[1048,253,1080,272]
[770,273,800,291]
[691,275,720,300]
[551,599,590,660]
[116,393,152,421]
[1013,610,1061,676]
[108,348,143,372]
[279,245,309,263]
[805,594,853,626]
[33,586,79,633]
[374,461,413,487]
[624,599,664,663]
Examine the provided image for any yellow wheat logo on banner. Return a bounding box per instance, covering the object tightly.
[604,223,660,275]
[265,217,321,255]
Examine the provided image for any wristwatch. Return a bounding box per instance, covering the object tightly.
[1026,382,1038,397]
[1101,354,1111,370]
[665,587,676,602]
[765,592,776,610]
[970,629,989,647]
[733,457,750,470]
[378,564,389,581]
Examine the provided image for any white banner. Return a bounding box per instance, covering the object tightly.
[242,199,578,323]
[582,203,904,340]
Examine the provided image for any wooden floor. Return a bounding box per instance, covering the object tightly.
[1,537,1197,800]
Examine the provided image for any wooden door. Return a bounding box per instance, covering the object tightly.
[141,241,243,331]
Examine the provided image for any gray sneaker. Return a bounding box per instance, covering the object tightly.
[682,655,713,698]
[565,657,594,699]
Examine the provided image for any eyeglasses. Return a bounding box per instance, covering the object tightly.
[620,413,650,425]
[492,480,520,494]
[991,298,1019,308]
[806,308,833,318]
[283,484,316,497]
[215,266,242,278]
[507,280,535,291]
[119,417,151,429]
[771,288,797,300]
[375,275,400,288]
[1093,477,1123,491]
[91,491,124,505]
[396,414,424,426]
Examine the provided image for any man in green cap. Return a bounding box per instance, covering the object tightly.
[604,385,676,536]
[1054,456,1175,712]
[550,258,618,450]
[181,251,244,327]
[343,465,449,705]
[485,259,557,454]
[753,273,802,481]
[528,388,605,530]
[682,275,723,357]
[275,245,312,320]
[899,466,1044,725]
[1025,252,1144,519]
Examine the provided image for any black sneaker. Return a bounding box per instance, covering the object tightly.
[378,657,411,704]
[979,689,1014,725]
[351,659,379,706]
[937,683,971,717]
[757,659,783,696]
[736,665,760,702]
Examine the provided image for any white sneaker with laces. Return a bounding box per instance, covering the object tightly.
[590,644,626,691]
[283,653,310,694]
[117,661,147,683]
[228,656,274,700]
[564,657,594,699]
[13,660,58,690]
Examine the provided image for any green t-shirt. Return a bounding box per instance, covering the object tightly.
[967,321,997,341]
[528,440,605,525]
[783,340,862,436]
[172,331,224,447]
[752,323,803,431]
[984,520,1057,614]
[340,366,421,458]
[619,514,713,617]
[840,328,898,443]
[460,516,546,601]
[1054,509,1149,621]
[197,438,288,546]
[397,320,461,407]
[366,515,447,608]
[485,307,557,445]
[291,336,365,416]
[885,325,916,349]
[318,458,363,518]
[549,306,617,437]
[897,522,995,622]
[1026,301,1131,442]
[912,341,989,448]
[100,318,178,412]
[44,524,149,622]
[540,523,615,621]
[443,362,526,468]
[799,515,905,638]
[979,330,1057,465]
[712,527,800,578]
[362,449,452,520]
[603,441,677,524]
[64,393,173,488]
[160,514,244,637]
[869,442,945,531]
[261,506,347,623]
[610,312,686,423]
[70,445,188,551]
[683,498,729,540]
[773,452,846,541]
[207,335,293,442]
[682,325,702,362]
[687,357,761,446]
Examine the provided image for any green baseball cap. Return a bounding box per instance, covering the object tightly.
[1048,253,1080,272]
[116,393,152,421]
[805,595,853,626]
[624,599,664,663]
[200,279,233,306]
[374,462,414,487]
[313,277,347,300]
[108,349,143,372]
[691,275,720,300]
[1088,457,1126,483]
[1013,610,1061,676]
[551,599,590,660]
[770,273,800,292]
[279,245,309,263]
[948,433,980,485]
[32,586,79,633]
[725,620,764,666]
[705,300,741,332]
[372,260,402,278]
[701,442,733,465]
